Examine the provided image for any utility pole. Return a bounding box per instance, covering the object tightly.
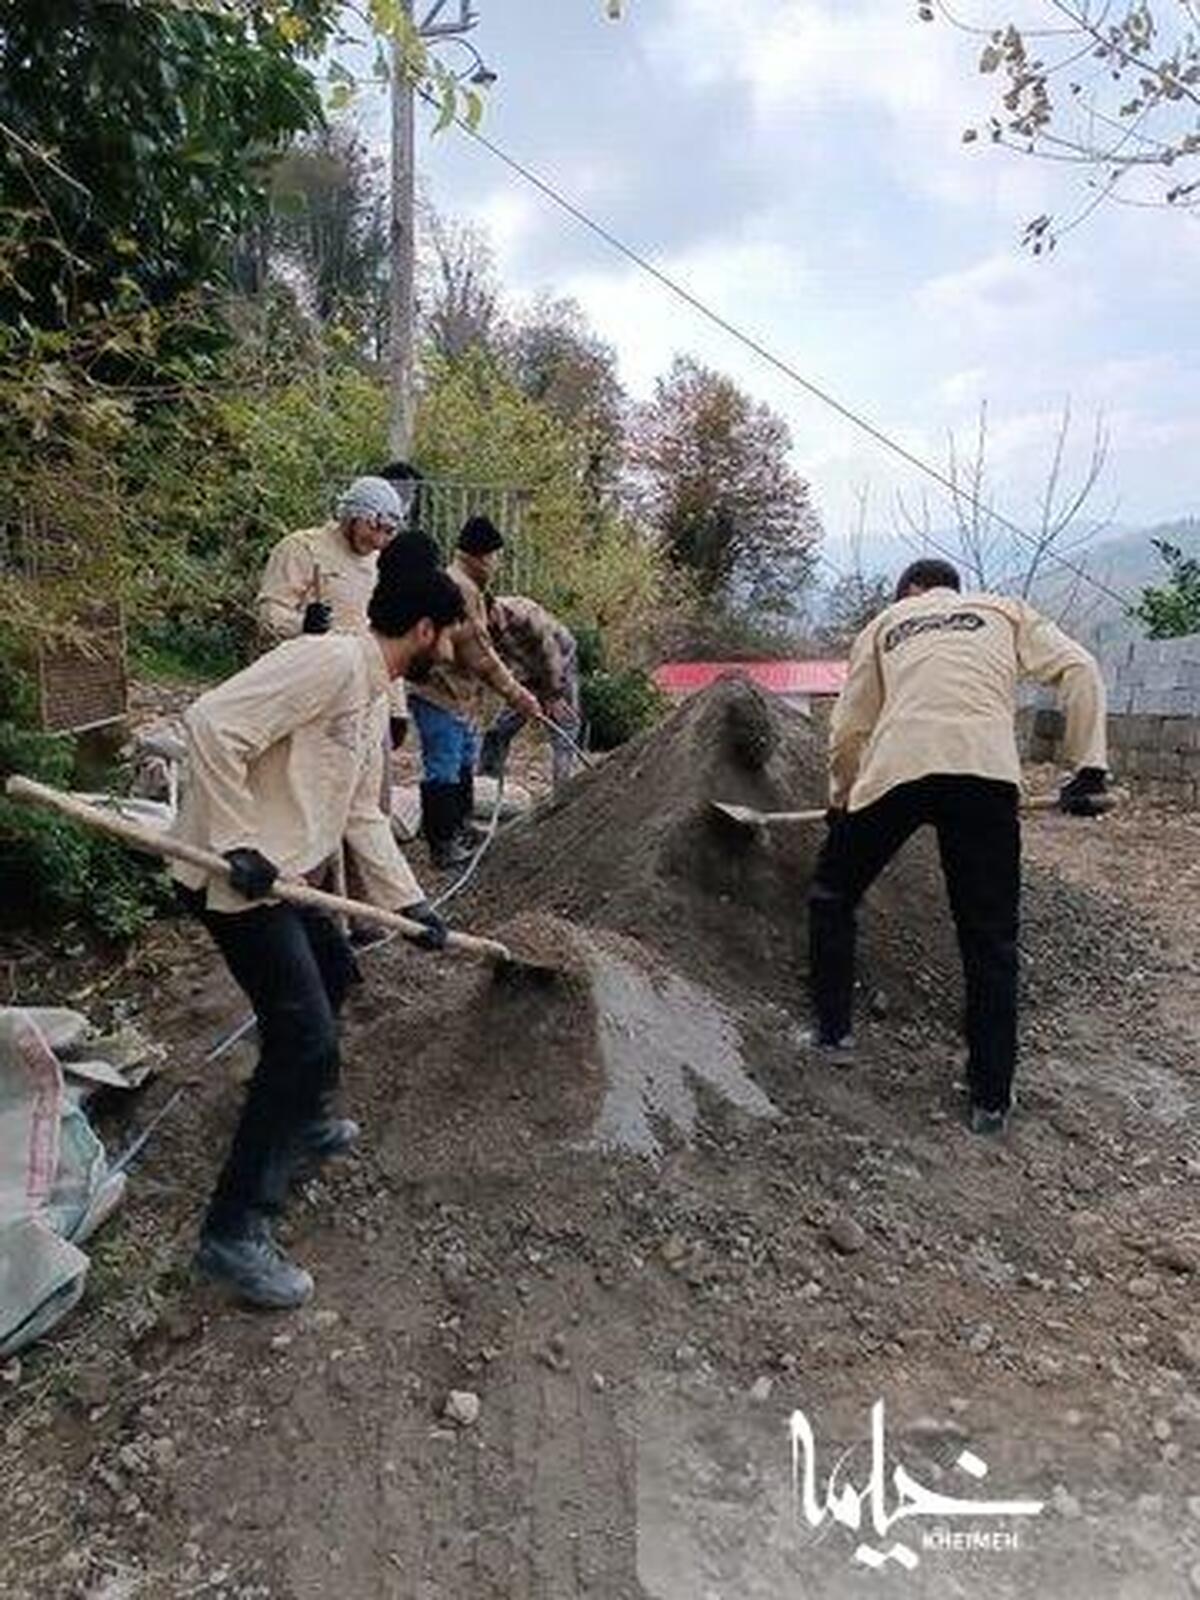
[388,1,482,460]
[388,7,417,459]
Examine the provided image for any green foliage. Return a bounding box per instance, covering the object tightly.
[117,330,389,664]
[1132,539,1200,640]
[629,355,822,623]
[0,1,333,324]
[0,723,169,941]
[240,126,389,353]
[415,349,677,665]
[581,667,667,751]
[819,571,892,649]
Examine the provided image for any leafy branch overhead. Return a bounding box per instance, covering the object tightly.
[1132,539,1200,637]
[921,2,1200,247]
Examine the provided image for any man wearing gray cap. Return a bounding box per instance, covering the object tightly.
[257,475,413,748]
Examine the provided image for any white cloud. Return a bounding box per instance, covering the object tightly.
[411,0,1200,528]
[917,250,1098,334]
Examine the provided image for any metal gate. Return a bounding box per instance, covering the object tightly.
[415,481,533,590]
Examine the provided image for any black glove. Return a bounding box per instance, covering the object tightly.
[302,600,333,635]
[389,715,408,751]
[825,806,847,829]
[224,847,279,900]
[400,899,448,952]
[1059,766,1108,817]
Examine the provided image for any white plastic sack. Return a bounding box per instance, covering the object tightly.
[0,1009,126,1356]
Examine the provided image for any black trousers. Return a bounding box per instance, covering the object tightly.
[179,890,359,1237]
[808,775,1020,1112]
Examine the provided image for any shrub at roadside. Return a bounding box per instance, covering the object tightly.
[0,714,170,943]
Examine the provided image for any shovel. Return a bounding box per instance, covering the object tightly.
[710,791,1118,830]
[4,776,553,976]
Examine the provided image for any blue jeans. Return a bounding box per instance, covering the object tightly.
[410,695,479,784]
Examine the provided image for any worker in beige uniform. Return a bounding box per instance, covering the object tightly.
[172,565,466,1309]
[408,516,541,868]
[808,557,1109,1136]
[256,474,412,749]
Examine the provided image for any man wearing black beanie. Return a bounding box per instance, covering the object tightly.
[408,515,541,868]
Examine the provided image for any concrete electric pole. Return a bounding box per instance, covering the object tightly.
[388,1,482,459]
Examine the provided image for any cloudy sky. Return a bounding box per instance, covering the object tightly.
[360,0,1200,553]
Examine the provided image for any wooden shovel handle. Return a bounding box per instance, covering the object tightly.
[4,776,512,963]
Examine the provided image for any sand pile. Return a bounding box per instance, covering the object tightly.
[356,677,1156,1163]
[471,676,1154,1025]
[471,676,963,1022]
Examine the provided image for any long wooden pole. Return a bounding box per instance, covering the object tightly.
[5,776,512,964]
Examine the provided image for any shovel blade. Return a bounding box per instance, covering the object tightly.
[710,801,766,828]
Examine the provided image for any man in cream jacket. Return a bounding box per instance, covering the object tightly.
[173,565,465,1308]
[256,474,413,749]
[808,558,1109,1136]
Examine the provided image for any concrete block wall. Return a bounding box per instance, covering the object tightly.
[1103,633,1200,717]
[1019,630,1200,808]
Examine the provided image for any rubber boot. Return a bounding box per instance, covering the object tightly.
[456,768,486,849]
[420,780,471,870]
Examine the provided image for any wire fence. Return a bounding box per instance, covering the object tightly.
[414,480,533,589]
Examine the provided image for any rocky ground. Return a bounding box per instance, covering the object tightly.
[1,687,1198,1600]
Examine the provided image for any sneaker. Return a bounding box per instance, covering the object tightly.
[796,1025,855,1061]
[967,1104,1010,1138]
[259,1116,361,1210]
[196,1218,314,1309]
[430,835,472,870]
[299,1116,360,1162]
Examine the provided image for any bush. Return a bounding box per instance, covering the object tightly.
[580,667,667,751]
[0,721,171,941]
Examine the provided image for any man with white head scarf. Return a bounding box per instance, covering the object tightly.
[257,475,415,745]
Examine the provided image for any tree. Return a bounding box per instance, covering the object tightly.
[419,209,502,361]
[502,295,627,505]
[629,355,822,624]
[820,485,892,648]
[895,398,1114,613]
[923,3,1200,247]
[1132,538,1200,636]
[248,125,390,352]
[0,1,334,324]
[415,350,678,663]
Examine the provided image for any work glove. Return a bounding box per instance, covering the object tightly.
[302,600,333,635]
[400,899,448,952]
[224,847,280,900]
[389,715,408,751]
[1059,766,1109,817]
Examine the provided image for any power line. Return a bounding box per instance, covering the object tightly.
[426,89,1133,610]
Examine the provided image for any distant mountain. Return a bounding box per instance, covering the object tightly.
[816,518,1200,650]
[1027,519,1200,648]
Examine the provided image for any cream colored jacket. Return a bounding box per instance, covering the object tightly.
[256,521,406,718]
[171,634,422,914]
[831,587,1108,813]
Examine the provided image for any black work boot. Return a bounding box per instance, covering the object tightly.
[456,769,486,849]
[420,780,471,869]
